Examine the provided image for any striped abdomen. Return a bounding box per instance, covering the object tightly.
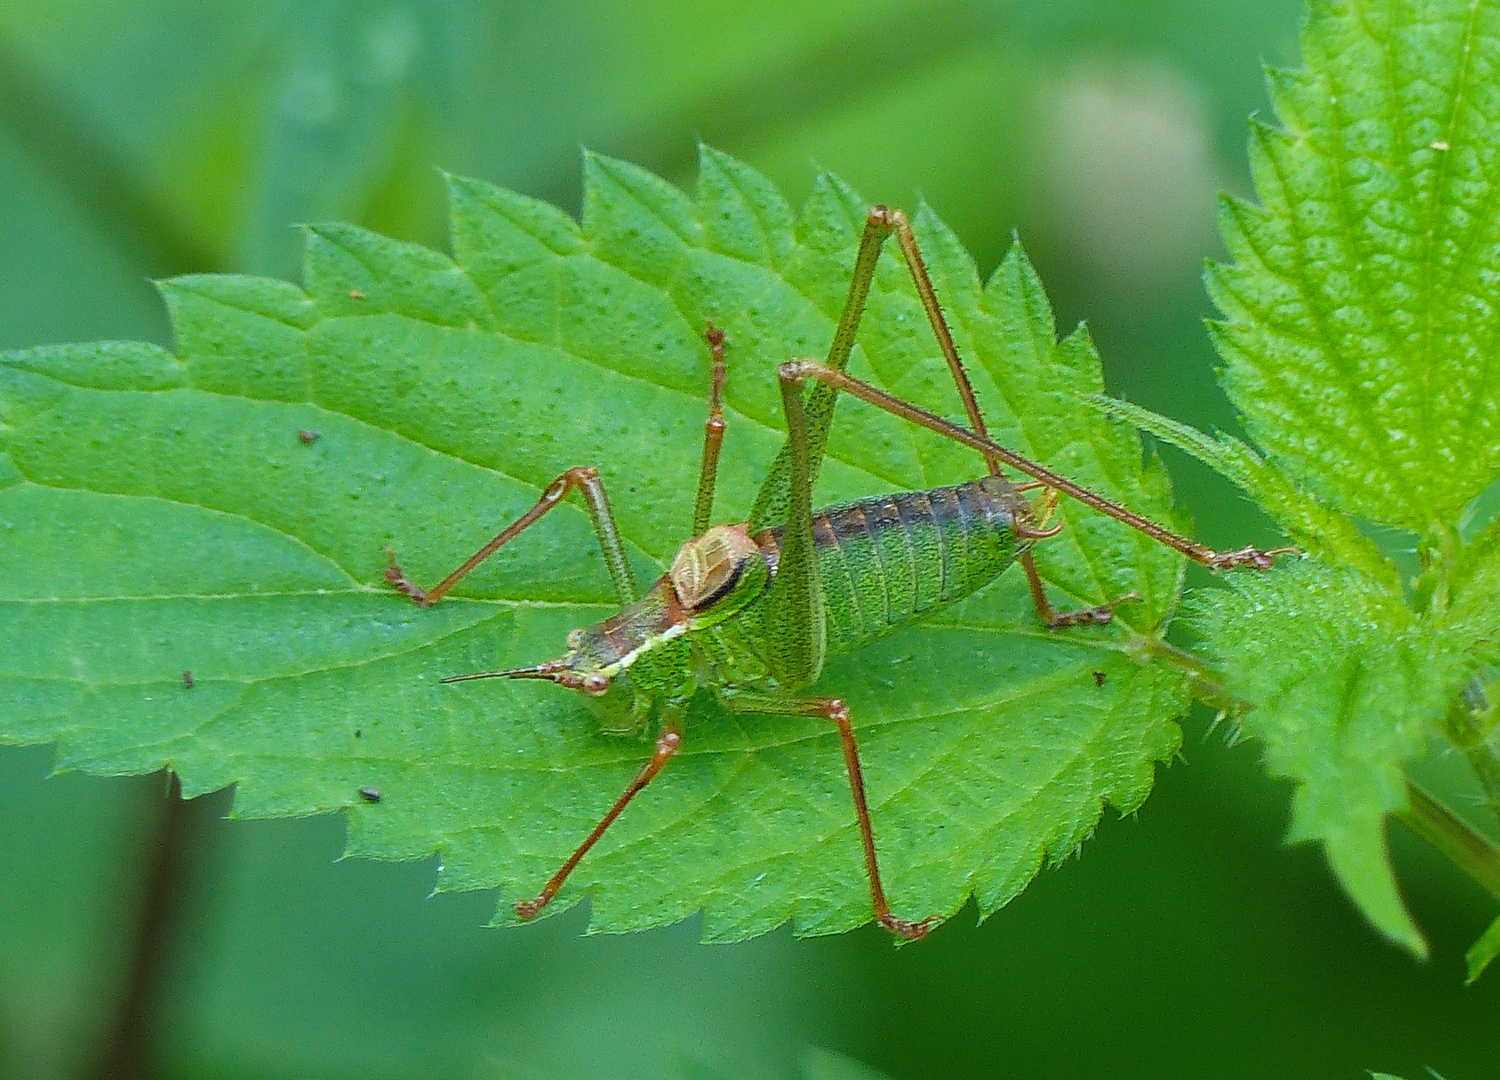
[765,476,1030,659]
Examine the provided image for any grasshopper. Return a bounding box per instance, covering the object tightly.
[384,206,1290,939]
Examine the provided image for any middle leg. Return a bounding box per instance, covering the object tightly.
[722,690,938,941]
[690,323,730,537]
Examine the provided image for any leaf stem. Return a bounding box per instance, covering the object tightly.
[1444,676,1500,831]
[95,773,217,1080]
[1396,782,1500,904]
[1142,637,1236,713]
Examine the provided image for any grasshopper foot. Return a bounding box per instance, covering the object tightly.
[384,546,432,606]
[1045,590,1141,630]
[1205,545,1300,571]
[515,896,548,920]
[879,912,940,941]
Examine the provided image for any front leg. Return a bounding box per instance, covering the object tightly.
[385,465,639,607]
[514,719,683,921]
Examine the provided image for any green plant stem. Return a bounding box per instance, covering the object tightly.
[95,773,219,1080]
[1143,638,1235,713]
[1445,676,1500,831]
[1396,782,1500,904]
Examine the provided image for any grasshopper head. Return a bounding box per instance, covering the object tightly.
[441,610,653,695]
[439,524,769,715]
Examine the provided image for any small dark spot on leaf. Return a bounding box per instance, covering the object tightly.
[182,670,194,689]
[1092,671,1106,687]
[354,729,362,738]
[299,430,322,444]
[358,786,382,803]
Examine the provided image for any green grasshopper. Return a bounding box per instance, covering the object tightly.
[384,206,1291,939]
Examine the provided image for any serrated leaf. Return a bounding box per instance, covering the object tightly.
[1208,0,1500,530]
[1118,0,1500,955]
[0,147,1188,938]
[1193,559,1477,956]
[1085,393,1399,589]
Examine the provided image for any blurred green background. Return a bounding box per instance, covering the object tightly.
[1,1,1497,1077]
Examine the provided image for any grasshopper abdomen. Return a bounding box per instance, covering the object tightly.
[759,476,1032,659]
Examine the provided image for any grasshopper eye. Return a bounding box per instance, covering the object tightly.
[566,628,585,650]
[582,674,610,695]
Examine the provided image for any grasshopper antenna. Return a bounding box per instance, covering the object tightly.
[441,658,604,693]
[440,661,566,684]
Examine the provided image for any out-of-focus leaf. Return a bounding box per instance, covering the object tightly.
[1465,910,1500,983]
[801,1047,897,1080]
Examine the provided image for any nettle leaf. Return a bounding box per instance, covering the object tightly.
[1445,514,1500,667]
[1170,0,1500,954]
[1085,395,1400,589]
[1194,559,1475,956]
[0,146,1187,939]
[1208,0,1500,531]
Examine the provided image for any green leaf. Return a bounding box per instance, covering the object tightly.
[0,146,1187,938]
[801,1048,897,1080]
[1085,393,1398,589]
[1193,559,1476,956]
[679,1047,897,1080]
[1207,0,1500,531]
[1465,911,1500,983]
[1127,0,1500,956]
[1443,515,1500,668]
